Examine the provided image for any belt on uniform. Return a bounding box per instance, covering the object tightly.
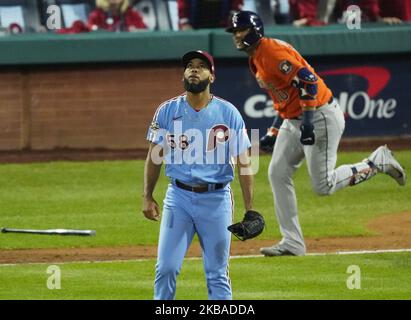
[175,179,225,193]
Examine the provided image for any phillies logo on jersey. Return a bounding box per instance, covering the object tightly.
[207,124,230,151]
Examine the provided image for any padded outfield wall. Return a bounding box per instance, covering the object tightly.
[0,24,410,150]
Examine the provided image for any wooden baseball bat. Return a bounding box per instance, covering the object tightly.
[1,227,96,236]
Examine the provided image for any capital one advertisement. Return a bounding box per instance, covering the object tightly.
[213,55,411,138]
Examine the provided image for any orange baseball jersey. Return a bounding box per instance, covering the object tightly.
[249,37,332,119]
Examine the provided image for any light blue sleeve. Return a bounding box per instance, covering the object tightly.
[146,103,168,147]
[229,107,251,157]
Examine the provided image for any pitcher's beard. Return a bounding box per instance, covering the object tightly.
[184,78,210,93]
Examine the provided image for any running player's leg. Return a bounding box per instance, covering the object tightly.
[154,185,196,300]
[194,188,233,300]
[267,120,306,255]
[306,102,378,195]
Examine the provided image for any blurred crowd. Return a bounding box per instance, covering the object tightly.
[287,0,408,26]
[0,0,409,34]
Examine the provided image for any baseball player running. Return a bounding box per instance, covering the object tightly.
[143,50,254,299]
[226,11,407,257]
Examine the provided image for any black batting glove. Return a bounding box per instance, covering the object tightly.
[260,128,278,153]
[260,134,276,153]
[300,124,315,145]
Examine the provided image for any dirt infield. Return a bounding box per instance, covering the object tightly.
[0,142,410,264]
[1,211,410,264]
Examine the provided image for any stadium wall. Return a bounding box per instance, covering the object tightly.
[0,26,410,151]
[0,64,183,150]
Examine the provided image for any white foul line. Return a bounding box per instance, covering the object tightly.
[228,248,411,259]
[1,248,411,267]
[309,248,411,256]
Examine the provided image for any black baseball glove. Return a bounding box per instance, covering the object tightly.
[227,210,265,241]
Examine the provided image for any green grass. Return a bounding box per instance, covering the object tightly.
[0,150,410,249]
[1,152,410,300]
[0,252,410,300]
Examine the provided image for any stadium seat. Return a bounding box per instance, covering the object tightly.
[55,0,94,27]
[132,0,176,31]
[254,0,275,27]
[38,0,94,28]
[156,0,272,31]
[0,0,42,33]
[162,0,178,31]
[133,0,157,30]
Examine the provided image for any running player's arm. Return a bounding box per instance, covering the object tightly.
[291,67,319,112]
[263,51,318,141]
[236,149,254,211]
[261,47,319,112]
[290,65,318,144]
[266,114,284,137]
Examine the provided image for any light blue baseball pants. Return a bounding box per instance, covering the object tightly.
[154,183,233,300]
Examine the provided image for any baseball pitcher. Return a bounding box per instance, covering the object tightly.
[143,50,260,300]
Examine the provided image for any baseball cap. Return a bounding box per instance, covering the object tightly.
[182,50,215,74]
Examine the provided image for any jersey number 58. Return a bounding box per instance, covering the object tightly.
[167,134,190,150]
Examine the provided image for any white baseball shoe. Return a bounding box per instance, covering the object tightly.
[366,145,406,186]
[260,245,296,257]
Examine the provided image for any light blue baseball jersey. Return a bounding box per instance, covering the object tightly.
[147,94,251,184]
